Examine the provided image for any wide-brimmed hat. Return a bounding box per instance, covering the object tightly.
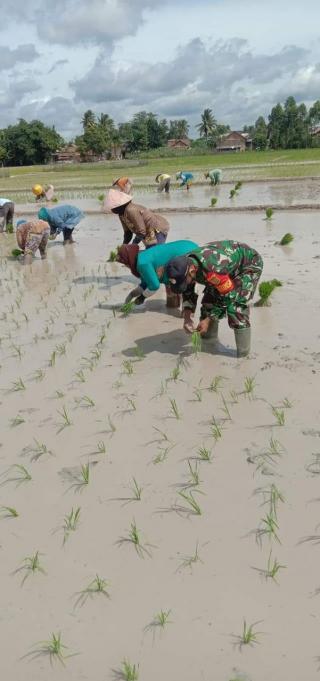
[112,177,129,191]
[104,189,133,210]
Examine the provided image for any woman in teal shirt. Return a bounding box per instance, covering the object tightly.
[117,239,198,307]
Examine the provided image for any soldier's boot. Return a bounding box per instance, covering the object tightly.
[202,318,219,342]
[165,286,181,309]
[234,327,251,358]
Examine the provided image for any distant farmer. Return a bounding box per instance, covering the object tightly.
[112,177,133,194]
[165,240,263,358]
[0,197,15,232]
[176,171,193,190]
[117,239,198,308]
[155,173,171,193]
[104,189,169,248]
[32,184,55,202]
[16,219,50,264]
[204,169,222,186]
[38,205,84,244]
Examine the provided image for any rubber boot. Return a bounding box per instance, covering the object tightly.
[165,285,180,309]
[234,327,251,358]
[202,318,219,341]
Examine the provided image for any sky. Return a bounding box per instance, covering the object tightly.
[0,0,320,139]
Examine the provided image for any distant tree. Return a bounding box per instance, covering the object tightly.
[2,119,63,166]
[168,119,190,139]
[81,110,96,131]
[253,116,268,150]
[268,103,286,149]
[309,100,320,128]
[197,108,217,141]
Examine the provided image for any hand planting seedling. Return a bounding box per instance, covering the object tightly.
[191,330,202,356]
[74,575,110,607]
[14,550,46,586]
[254,279,282,306]
[62,507,81,545]
[211,197,218,207]
[107,249,118,262]
[28,632,73,666]
[120,301,136,316]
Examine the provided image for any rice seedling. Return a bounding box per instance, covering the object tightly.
[265,206,273,219]
[54,390,65,398]
[29,632,71,666]
[76,395,95,408]
[118,519,152,558]
[15,551,46,585]
[178,490,202,516]
[2,464,31,485]
[130,478,143,501]
[0,505,18,518]
[230,189,237,199]
[133,345,145,359]
[271,406,285,426]
[120,301,136,316]
[126,397,137,412]
[211,417,222,442]
[279,232,294,246]
[282,397,293,408]
[6,222,14,234]
[191,330,202,355]
[11,248,23,258]
[107,414,116,434]
[10,413,25,427]
[62,507,81,544]
[221,394,232,420]
[177,542,203,572]
[235,181,242,190]
[153,447,170,464]
[255,279,282,306]
[49,350,56,367]
[74,369,86,383]
[33,369,45,382]
[75,575,110,607]
[168,365,181,382]
[305,453,320,475]
[237,620,262,649]
[197,445,212,462]
[9,377,26,392]
[122,360,134,376]
[243,376,256,399]
[22,312,29,323]
[107,249,118,262]
[12,343,23,359]
[210,197,218,206]
[23,439,53,462]
[145,609,172,636]
[56,343,66,356]
[57,405,72,432]
[96,441,106,455]
[193,386,203,402]
[255,550,286,583]
[256,513,281,545]
[120,659,139,681]
[208,375,225,393]
[169,398,181,419]
[255,483,285,518]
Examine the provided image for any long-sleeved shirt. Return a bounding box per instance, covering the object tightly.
[183,241,263,311]
[156,174,171,183]
[39,205,84,232]
[208,169,222,184]
[120,202,169,247]
[178,172,193,185]
[137,240,198,292]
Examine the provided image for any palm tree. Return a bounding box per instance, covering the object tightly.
[81,110,96,131]
[197,108,216,141]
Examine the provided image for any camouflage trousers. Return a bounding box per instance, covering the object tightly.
[200,255,263,330]
[25,228,50,257]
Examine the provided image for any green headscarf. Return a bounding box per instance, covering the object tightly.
[38,207,50,221]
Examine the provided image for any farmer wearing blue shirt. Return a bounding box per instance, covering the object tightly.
[38,205,84,244]
[176,171,194,190]
[117,239,198,308]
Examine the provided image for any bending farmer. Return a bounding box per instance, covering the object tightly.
[32,184,55,201]
[38,205,84,244]
[176,171,193,190]
[165,240,263,357]
[104,189,169,248]
[155,173,171,193]
[0,198,15,232]
[117,239,198,308]
[16,219,50,264]
[204,169,222,186]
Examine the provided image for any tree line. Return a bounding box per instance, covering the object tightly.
[0,97,320,166]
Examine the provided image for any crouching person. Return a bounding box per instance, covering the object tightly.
[116,240,198,309]
[165,240,263,357]
[16,219,50,264]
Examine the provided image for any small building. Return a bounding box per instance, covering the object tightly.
[167,138,191,150]
[311,126,320,138]
[216,131,252,152]
[52,144,81,163]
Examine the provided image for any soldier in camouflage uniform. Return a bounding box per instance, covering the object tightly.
[165,240,263,357]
